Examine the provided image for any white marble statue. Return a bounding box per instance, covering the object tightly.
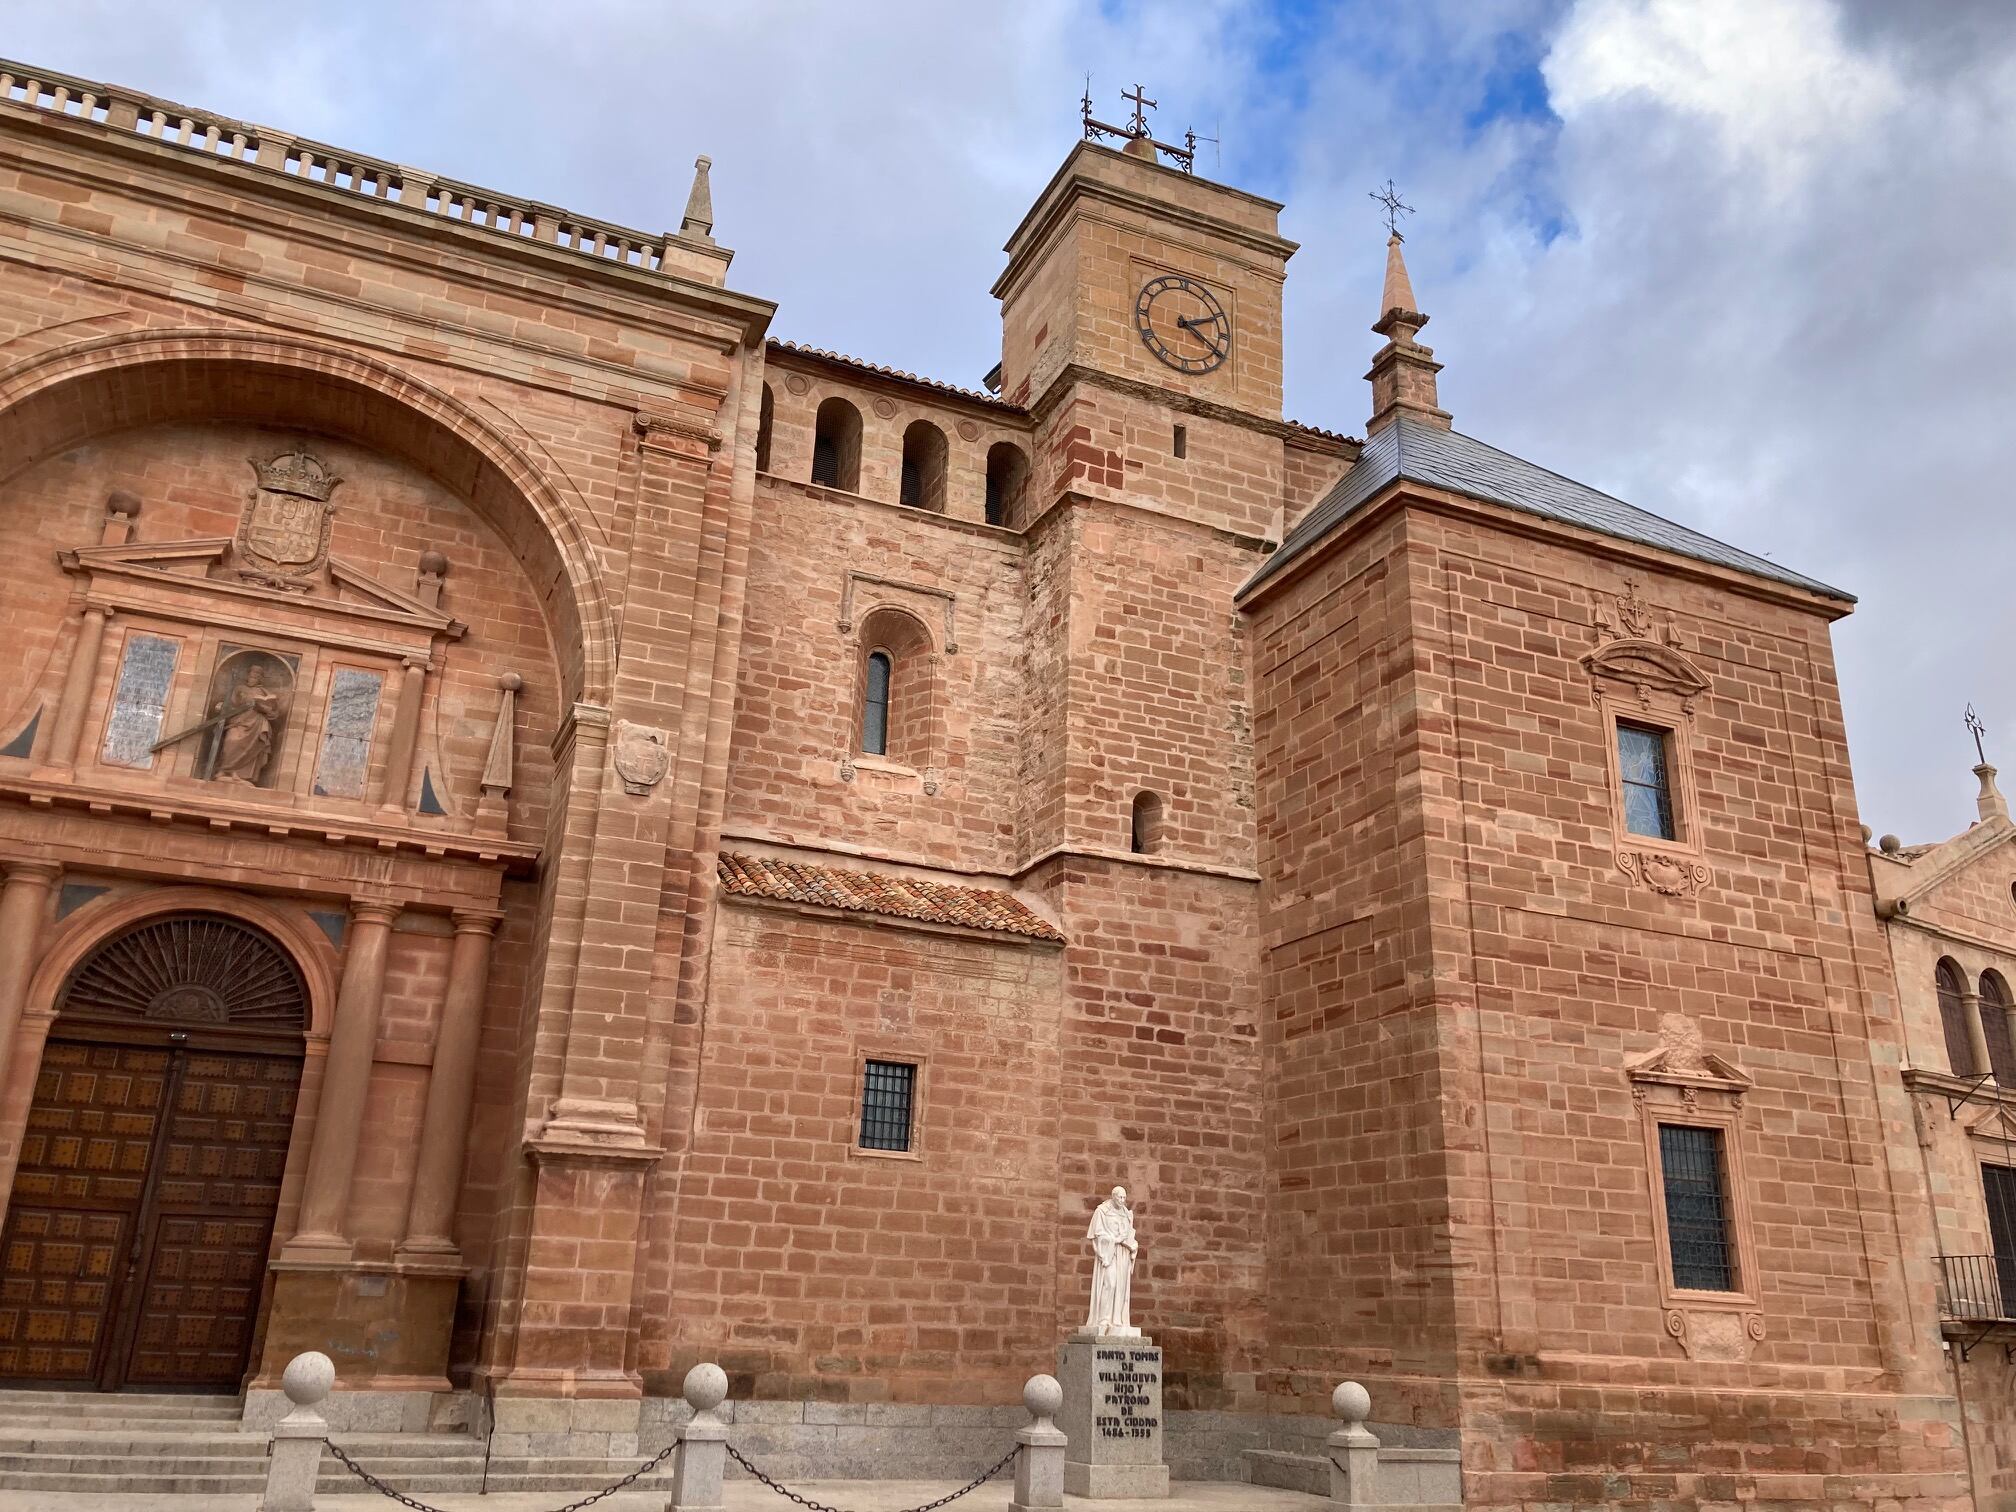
[1083,1185,1140,1337]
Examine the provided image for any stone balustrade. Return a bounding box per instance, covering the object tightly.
[1,57,679,275]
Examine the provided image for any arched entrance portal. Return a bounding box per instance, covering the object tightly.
[0,912,307,1389]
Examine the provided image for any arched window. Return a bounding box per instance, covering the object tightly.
[755,382,775,474]
[1983,971,2016,1085]
[1130,791,1165,855]
[1938,958,1977,1076]
[900,420,948,512]
[855,608,937,768]
[862,650,892,756]
[985,442,1027,527]
[812,397,862,492]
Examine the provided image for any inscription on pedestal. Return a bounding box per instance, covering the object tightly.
[1093,1344,1161,1441]
[1059,1336,1169,1498]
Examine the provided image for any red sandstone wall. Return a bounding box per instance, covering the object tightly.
[1249,496,1964,1506]
[652,904,1065,1401]
[1246,510,1461,1427]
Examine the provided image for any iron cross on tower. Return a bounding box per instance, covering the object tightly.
[1122,83,1157,136]
[1370,178,1415,239]
[1967,704,1989,765]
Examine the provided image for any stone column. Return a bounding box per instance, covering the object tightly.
[1325,1382,1380,1507]
[0,861,58,1094]
[1964,988,1996,1082]
[285,898,399,1260]
[395,909,499,1263]
[44,606,109,769]
[259,1352,333,1512]
[376,657,429,817]
[1010,1374,1066,1512]
[665,1363,729,1512]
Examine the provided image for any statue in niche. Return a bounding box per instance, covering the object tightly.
[152,650,296,786]
[1082,1185,1140,1338]
[209,664,290,783]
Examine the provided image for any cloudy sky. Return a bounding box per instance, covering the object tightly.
[11,0,2013,841]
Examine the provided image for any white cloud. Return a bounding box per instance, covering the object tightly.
[1546,0,1902,187]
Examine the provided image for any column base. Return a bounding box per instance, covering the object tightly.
[256,1267,461,1390]
[277,1231,355,1266]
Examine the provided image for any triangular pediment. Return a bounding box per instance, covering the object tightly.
[1582,638,1711,698]
[328,559,465,637]
[1626,1012,1753,1094]
[60,538,465,641]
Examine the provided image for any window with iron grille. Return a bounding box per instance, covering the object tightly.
[1937,958,1976,1077]
[1617,722,1677,840]
[1659,1124,1736,1291]
[1982,971,2016,1085]
[859,1059,916,1152]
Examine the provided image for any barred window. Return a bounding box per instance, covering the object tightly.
[1618,722,1677,841]
[1659,1124,1736,1291]
[859,1060,916,1152]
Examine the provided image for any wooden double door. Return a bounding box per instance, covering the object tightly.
[0,1034,301,1389]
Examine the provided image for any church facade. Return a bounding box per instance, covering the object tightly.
[0,56,1993,1509]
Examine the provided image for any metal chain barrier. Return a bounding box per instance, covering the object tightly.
[325,1437,679,1512]
[724,1440,1020,1512]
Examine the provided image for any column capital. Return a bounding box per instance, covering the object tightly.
[449,908,503,937]
[349,897,402,928]
[2,860,62,888]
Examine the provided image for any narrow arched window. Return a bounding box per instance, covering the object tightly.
[756,382,775,473]
[1984,971,2016,1085]
[1130,791,1164,855]
[862,651,892,756]
[900,420,948,512]
[1938,959,1976,1076]
[985,441,1027,528]
[813,397,862,492]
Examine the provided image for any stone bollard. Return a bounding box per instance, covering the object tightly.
[1010,1373,1067,1512]
[1326,1381,1380,1507]
[665,1362,730,1512]
[260,1351,334,1512]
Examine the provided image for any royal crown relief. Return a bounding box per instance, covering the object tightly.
[36,445,506,824]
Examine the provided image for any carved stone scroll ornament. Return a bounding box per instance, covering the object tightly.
[612,720,670,796]
[232,450,340,592]
[1617,850,1711,898]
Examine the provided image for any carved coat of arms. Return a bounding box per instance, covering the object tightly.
[612,721,670,796]
[233,450,340,591]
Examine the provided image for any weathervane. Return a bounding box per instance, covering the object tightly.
[1370,178,1415,239]
[1967,704,1989,765]
[1080,77,1196,174]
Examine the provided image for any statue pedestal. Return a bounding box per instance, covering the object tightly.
[1058,1333,1169,1499]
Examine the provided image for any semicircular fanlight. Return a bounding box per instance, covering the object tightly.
[58,913,308,1032]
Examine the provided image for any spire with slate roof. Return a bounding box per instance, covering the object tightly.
[1364,211,1450,433]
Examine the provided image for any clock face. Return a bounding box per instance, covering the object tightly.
[1134,274,1231,374]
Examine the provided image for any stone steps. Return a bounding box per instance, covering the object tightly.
[481,1456,675,1493]
[0,1389,488,1496]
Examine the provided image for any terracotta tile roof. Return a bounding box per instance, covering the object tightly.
[718,852,1064,942]
[1285,417,1360,446]
[766,339,1024,412]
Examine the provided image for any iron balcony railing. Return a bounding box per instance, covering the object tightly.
[1937,1254,2016,1323]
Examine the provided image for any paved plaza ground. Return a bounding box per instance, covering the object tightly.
[0,1484,1331,1511]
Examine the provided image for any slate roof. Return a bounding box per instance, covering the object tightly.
[717,852,1064,942]
[1239,416,1851,603]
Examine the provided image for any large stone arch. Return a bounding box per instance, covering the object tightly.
[0,327,616,705]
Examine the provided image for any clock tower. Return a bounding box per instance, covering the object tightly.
[988,131,1311,1411]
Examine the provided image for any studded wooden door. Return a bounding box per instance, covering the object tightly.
[0,912,307,1390]
[0,1042,166,1383]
